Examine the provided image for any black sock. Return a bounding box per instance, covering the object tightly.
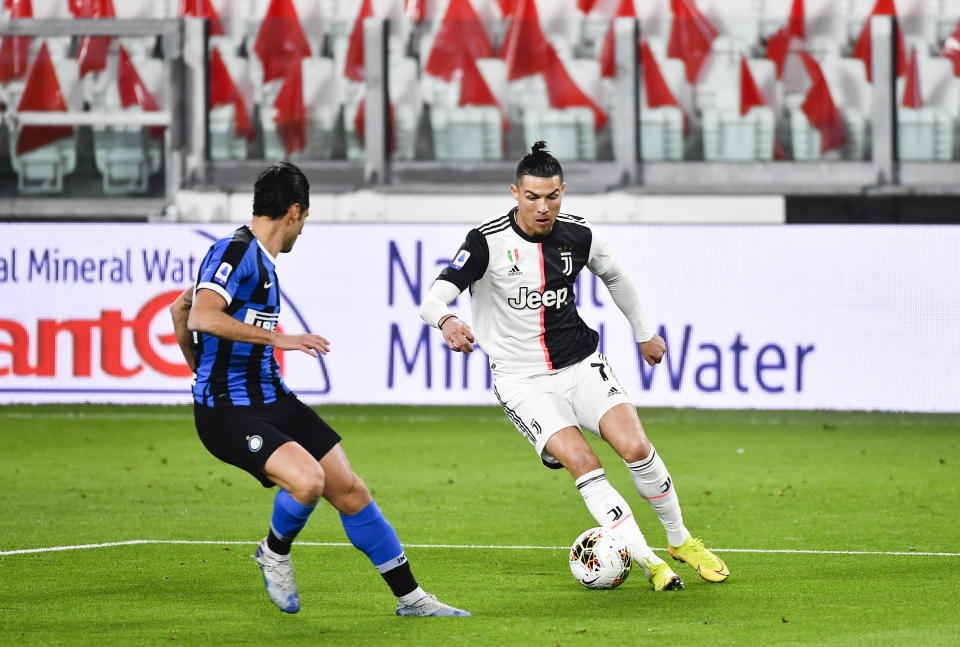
[266,528,292,555]
[381,561,418,598]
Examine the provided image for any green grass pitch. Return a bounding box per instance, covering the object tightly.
[1,404,958,646]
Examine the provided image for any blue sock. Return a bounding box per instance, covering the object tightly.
[269,489,316,548]
[341,500,417,597]
[340,500,406,571]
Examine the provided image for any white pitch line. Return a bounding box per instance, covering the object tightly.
[1,539,958,558]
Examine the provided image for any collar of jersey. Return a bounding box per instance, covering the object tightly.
[244,225,279,266]
[508,207,553,243]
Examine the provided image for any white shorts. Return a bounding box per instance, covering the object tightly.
[493,352,633,469]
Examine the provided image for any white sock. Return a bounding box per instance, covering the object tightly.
[574,468,661,564]
[398,586,427,605]
[625,447,690,548]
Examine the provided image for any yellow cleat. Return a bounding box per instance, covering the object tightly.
[668,537,730,583]
[640,557,684,591]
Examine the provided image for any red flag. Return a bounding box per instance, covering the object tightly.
[75,0,115,77]
[0,0,33,84]
[765,0,804,80]
[352,99,397,152]
[180,0,226,37]
[799,51,846,153]
[344,0,373,82]
[16,43,74,156]
[253,0,311,84]
[405,0,425,23]
[424,0,494,81]
[902,46,922,108]
[600,0,637,79]
[68,0,110,16]
[852,0,906,82]
[117,45,164,139]
[640,41,679,109]
[578,0,599,13]
[939,19,960,75]
[210,46,254,141]
[499,0,551,81]
[459,55,498,108]
[640,40,688,134]
[739,55,765,116]
[542,45,608,130]
[272,61,305,155]
[667,0,718,84]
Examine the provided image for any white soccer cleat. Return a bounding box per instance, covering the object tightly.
[253,539,300,613]
[396,593,471,617]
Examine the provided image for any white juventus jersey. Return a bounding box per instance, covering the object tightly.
[435,207,632,376]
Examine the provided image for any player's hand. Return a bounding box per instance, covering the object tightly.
[639,334,666,366]
[441,317,475,354]
[274,333,330,357]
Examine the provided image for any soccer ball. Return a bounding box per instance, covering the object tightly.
[568,527,632,589]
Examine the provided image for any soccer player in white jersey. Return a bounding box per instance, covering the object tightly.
[419,142,729,591]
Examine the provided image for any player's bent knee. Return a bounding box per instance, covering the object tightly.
[618,437,652,463]
[325,471,372,514]
[288,464,325,505]
[562,451,603,477]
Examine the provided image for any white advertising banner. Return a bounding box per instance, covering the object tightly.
[0,223,957,411]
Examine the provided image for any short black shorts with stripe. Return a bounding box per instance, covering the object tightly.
[194,394,341,487]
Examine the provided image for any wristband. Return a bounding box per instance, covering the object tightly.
[438,314,456,330]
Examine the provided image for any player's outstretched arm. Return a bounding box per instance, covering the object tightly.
[169,285,197,372]
[188,288,330,357]
[420,280,475,353]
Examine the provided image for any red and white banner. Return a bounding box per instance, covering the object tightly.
[0,222,958,412]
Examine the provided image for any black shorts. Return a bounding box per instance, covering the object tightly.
[194,394,341,488]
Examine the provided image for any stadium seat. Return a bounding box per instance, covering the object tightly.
[699,0,760,51]
[431,105,502,159]
[789,106,867,160]
[9,50,80,194]
[784,54,871,159]
[634,0,673,44]
[639,105,684,160]
[898,106,954,160]
[260,56,340,160]
[523,106,596,160]
[91,53,164,194]
[209,49,253,160]
[702,106,775,161]
[390,56,422,160]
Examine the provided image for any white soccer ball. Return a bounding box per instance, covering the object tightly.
[568,527,632,589]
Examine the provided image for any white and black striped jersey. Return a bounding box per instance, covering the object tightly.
[431,207,652,377]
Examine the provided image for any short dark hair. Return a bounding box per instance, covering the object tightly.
[252,161,310,219]
[514,141,563,186]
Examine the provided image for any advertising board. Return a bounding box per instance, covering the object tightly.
[1,223,957,411]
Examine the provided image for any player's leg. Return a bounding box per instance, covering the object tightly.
[573,352,728,583]
[597,404,689,546]
[318,444,470,616]
[598,404,729,582]
[544,428,684,592]
[248,440,326,614]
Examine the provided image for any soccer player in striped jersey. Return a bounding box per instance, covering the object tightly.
[170,161,469,617]
[420,142,729,590]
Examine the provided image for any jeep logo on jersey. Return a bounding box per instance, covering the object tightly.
[243,309,280,330]
[508,286,569,310]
